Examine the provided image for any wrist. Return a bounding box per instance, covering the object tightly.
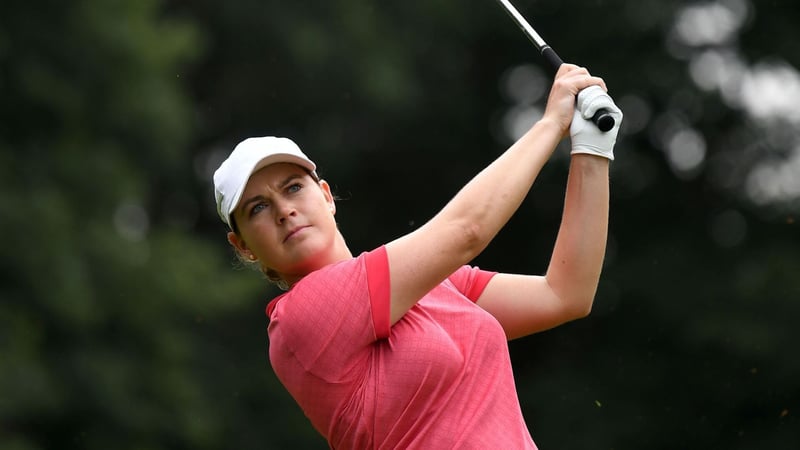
[533,117,566,142]
[570,153,611,171]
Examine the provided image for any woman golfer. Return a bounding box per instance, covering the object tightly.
[213,64,622,449]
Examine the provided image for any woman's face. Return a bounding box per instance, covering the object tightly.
[228,163,338,283]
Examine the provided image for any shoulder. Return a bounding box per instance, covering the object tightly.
[266,247,388,320]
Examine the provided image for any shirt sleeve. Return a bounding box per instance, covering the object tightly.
[447,265,498,302]
[365,246,391,339]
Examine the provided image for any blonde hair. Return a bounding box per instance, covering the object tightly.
[233,252,290,291]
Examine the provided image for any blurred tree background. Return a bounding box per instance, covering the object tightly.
[1,0,798,448]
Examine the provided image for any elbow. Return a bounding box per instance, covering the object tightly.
[575,298,594,319]
[546,275,597,321]
[564,293,595,321]
[548,270,601,321]
[454,219,489,258]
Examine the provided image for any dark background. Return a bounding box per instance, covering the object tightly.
[2,0,798,448]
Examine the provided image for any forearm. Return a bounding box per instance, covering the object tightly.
[545,154,610,315]
[433,118,564,259]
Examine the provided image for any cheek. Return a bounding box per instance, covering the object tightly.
[317,207,339,232]
[242,222,280,259]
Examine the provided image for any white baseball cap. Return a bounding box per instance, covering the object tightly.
[213,136,317,229]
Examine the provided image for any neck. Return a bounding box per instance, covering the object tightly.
[283,231,353,288]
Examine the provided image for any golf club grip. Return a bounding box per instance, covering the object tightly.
[541,46,615,132]
[541,46,563,72]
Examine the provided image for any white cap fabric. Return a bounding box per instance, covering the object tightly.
[213,136,317,229]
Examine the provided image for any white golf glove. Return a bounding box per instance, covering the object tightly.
[570,85,623,160]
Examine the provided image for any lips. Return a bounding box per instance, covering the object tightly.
[283,225,309,243]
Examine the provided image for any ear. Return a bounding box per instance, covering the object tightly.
[319,179,336,214]
[227,231,253,260]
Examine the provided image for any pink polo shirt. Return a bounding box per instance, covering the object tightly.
[266,246,537,449]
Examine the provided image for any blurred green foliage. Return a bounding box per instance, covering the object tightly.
[1,0,798,449]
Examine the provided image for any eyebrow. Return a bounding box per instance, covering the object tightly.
[237,173,306,216]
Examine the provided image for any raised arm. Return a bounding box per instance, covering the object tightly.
[475,155,609,339]
[384,65,609,325]
[475,77,622,339]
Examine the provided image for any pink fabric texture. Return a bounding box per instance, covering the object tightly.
[266,246,537,449]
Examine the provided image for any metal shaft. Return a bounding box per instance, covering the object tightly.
[495,0,548,51]
[494,0,565,72]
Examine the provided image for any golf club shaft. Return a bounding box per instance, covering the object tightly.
[494,0,615,132]
[495,0,564,72]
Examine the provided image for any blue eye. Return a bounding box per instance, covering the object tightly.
[288,183,302,193]
[250,202,268,216]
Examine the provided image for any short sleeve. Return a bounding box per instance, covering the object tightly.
[365,246,391,339]
[447,265,497,302]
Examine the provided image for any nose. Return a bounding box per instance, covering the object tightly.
[274,200,297,224]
